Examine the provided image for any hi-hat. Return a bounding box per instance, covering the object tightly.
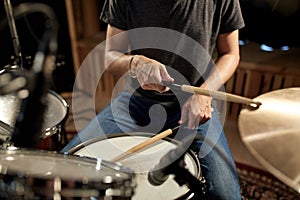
[238,87,300,193]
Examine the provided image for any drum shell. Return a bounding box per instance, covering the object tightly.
[0,148,136,199]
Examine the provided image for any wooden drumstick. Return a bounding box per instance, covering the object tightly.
[163,82,262,108]
[111,126,180,162]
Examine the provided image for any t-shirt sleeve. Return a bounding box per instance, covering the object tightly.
[99,0,128,30]
[220,0,245,34]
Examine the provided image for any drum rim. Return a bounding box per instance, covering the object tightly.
[0,147,136,183]
[68,132,184,153]
[47,90,69,111]
[0,120,13,135]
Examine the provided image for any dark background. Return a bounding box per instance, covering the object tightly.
[0,0,74,93]
[0,0,299,93]
[239,0,300,48]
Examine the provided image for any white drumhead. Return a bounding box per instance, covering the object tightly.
[73,135,200,200]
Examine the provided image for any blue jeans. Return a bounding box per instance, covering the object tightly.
[61,91,241,199]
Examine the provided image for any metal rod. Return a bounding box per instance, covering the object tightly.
[4,0,23,68]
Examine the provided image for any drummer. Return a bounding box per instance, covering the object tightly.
[61,0,244,199]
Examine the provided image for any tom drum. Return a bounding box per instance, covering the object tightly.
[0,90,69,150]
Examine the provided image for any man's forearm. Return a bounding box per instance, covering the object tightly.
[105,51,133,77]
[201,53,240,91]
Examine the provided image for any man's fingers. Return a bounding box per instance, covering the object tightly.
[142,83,168,93]
[179,106,188,125]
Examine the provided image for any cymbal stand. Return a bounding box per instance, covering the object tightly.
[4,0,23,68]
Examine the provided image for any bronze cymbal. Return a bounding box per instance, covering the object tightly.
[238,87,300,193]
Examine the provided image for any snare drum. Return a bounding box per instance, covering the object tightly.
[68,133,202,200]
[0,90,69,151]
[0,148,136,199]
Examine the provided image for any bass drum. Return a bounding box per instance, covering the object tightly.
[68,133,203,200]
[0,90,69,151]
[0,148,136,199]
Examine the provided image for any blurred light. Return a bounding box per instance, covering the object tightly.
[280,46,290,51]
[260,44,274,52]
[239,40,245,46]
[96,159,102,170]
[5,156,15,161]
[7,146,18,150]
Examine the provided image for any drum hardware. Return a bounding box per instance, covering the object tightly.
[111,125,180,162]
[148,134,207,199]
[68,133,204,200]
[162,81,262,109]
[238,87,300,192]
[4,0,23,68]
[0,147,136,199]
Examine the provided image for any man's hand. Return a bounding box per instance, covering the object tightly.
[130,55,174,93]
[179,94,213,129]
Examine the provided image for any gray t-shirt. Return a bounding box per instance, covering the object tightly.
[100,0,244,102]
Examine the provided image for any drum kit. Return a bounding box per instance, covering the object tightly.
[0,1,299,200]
[0,1,205,199]
[0,1,136,199]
